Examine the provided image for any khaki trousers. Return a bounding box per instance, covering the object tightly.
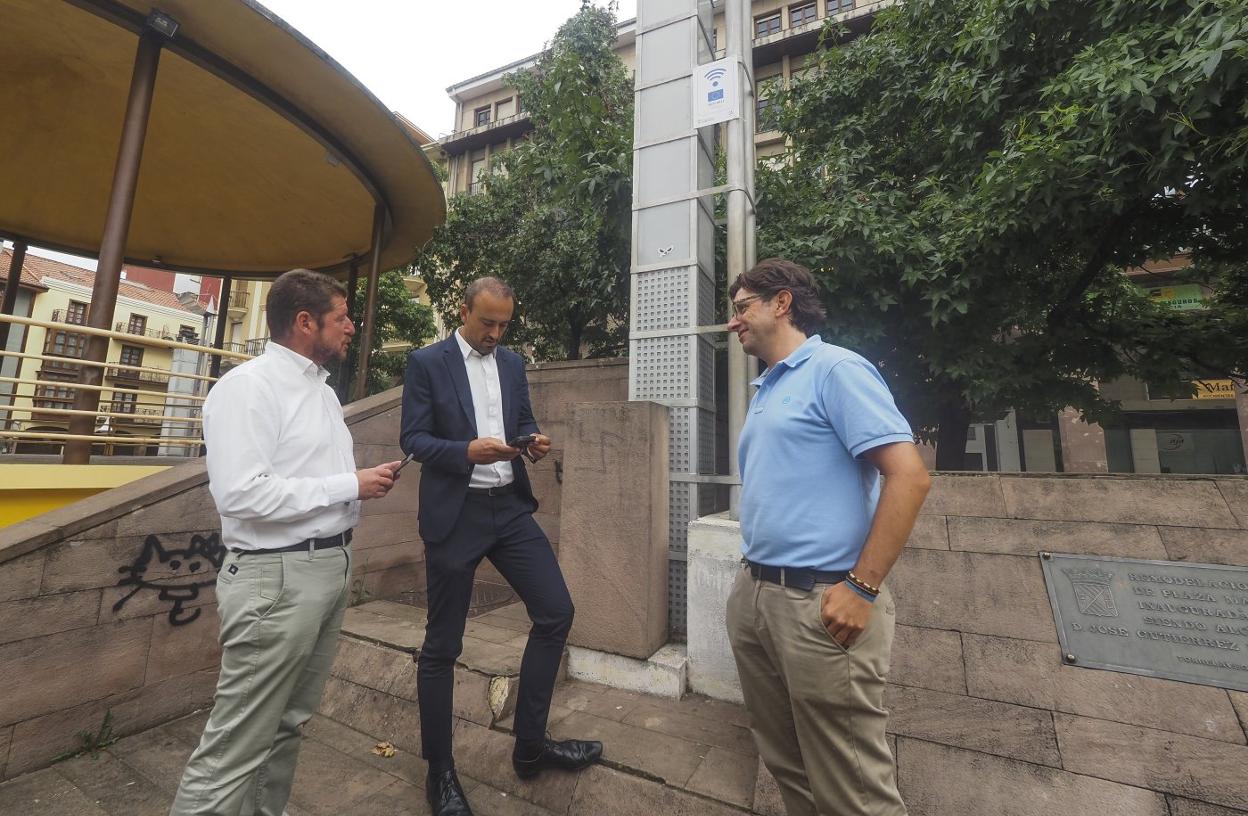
[170,545,352,816]
[726,567,906,816]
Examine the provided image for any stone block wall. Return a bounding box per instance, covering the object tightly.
[0,358,627,782]
[691,472,1248,815]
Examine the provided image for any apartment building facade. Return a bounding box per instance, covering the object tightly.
[438,0,1247,476]
[0,249,207,454]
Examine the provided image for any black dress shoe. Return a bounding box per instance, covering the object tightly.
[512,737,604,780]
[426,768,473,816]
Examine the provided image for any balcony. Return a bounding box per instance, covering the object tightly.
[49,309,86,325]
[749,0,891,65]
[105,366,171,386]
[114,321,174,342]
[439,111,532,156]
[227,288,251,315]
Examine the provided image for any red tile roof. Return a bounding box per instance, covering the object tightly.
[0,248,49,290]
[0,248,194,313]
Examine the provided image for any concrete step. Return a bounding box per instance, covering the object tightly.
[320,600,779,815]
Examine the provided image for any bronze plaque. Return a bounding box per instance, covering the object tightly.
[1041,553,1248,692]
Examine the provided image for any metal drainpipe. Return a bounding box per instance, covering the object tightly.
[725,0,756,517]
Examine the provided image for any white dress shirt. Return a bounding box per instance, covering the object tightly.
[455,329,513,488]
[203,341,359,550]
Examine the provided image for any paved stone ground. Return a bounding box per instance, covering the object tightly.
[0,601,779,815]
[0,686,774,816]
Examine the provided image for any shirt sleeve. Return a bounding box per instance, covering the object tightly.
[818,357,914,459]
[203,374,358,521]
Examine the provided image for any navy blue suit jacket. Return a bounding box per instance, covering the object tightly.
[399,334,540,543]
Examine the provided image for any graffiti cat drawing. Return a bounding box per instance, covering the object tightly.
[113,533,227,625]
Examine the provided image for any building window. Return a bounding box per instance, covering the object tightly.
[178,325,198,342]
[470,154,488,195]
[756,77,781,132]
[474,106,491,127]
[34,373,76,409]
[790,2,817,27]
[127,314,147,335]
[828,0,855,13]
[45,329,86,358]
[66,301,87,324]
[119,345,144,367]
[495,97,516,119]
[112,391,138,414]
[755,12,782,37]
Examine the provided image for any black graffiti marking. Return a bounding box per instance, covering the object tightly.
[113,533,227,626]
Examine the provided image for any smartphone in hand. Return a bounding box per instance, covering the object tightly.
[507,434,536,450]
[393,452,416,473]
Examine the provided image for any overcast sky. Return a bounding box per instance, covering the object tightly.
[18,0,637,271]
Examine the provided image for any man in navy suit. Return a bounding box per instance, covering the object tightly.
[400,277,602,816]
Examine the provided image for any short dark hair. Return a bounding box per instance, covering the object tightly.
[266,269,348,340]
[729,258,826,335]
[463,276,515,309]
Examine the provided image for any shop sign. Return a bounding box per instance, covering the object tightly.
[1192,379,1237,400]
[1148,283,1207,311]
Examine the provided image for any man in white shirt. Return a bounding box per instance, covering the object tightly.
[401,278,602,816]
[170,269,401,816]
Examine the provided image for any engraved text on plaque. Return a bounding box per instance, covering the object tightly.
[1041,553,1248,692]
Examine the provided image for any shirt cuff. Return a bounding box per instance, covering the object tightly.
[850,433,916,460]
[325,472,359,504]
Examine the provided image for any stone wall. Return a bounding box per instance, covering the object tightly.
[0,357,628,782]
[690,472,1248,815]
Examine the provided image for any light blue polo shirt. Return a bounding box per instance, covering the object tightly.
[738,335,914,572]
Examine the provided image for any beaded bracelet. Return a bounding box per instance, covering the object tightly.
[846,571,880,598]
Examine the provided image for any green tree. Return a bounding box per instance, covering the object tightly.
[417,3,633,360]
[758,0,1248,468]
[331,267,437,398]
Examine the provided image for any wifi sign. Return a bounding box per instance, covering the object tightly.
[705,67,727,103]
[695,58,740,127]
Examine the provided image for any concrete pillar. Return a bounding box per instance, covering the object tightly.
[559,401,669,659]
[1057,407,1109,473]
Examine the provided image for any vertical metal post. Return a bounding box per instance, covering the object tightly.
[351,204,385,402]
[209,274,232,380]
[0,241,27,352]
[340,257,361,402]
[725,0,756,517]
[0,241,27,446]
[64,31,163,464]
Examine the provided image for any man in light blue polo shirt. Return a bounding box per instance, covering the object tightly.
[725,258,931,816]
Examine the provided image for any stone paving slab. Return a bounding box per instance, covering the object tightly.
[0,767,108,815]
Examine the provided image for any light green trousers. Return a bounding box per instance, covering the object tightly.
[169,544,352,816]
[727,567,907,816]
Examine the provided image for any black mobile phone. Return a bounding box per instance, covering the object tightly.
[508,434,536,449]
[393,452,416,473]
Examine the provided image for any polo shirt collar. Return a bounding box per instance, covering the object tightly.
[751,334,822,386]
[266,340,330,382]
[454,328,493,360]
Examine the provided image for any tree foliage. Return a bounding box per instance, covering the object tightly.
[758,0,1248,468]
[417,3,633,361]
[331,267,437,398]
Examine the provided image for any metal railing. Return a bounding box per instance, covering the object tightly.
[114,320,175,341]
[228,289,251,311]
[49,308,86,325]
[0,313,252,455]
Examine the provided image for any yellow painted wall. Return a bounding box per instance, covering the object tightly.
[0,464,169,527]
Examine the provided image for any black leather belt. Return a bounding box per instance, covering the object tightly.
[467,483,516,497]
[744,559,847,591]
[232,530,353,555]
